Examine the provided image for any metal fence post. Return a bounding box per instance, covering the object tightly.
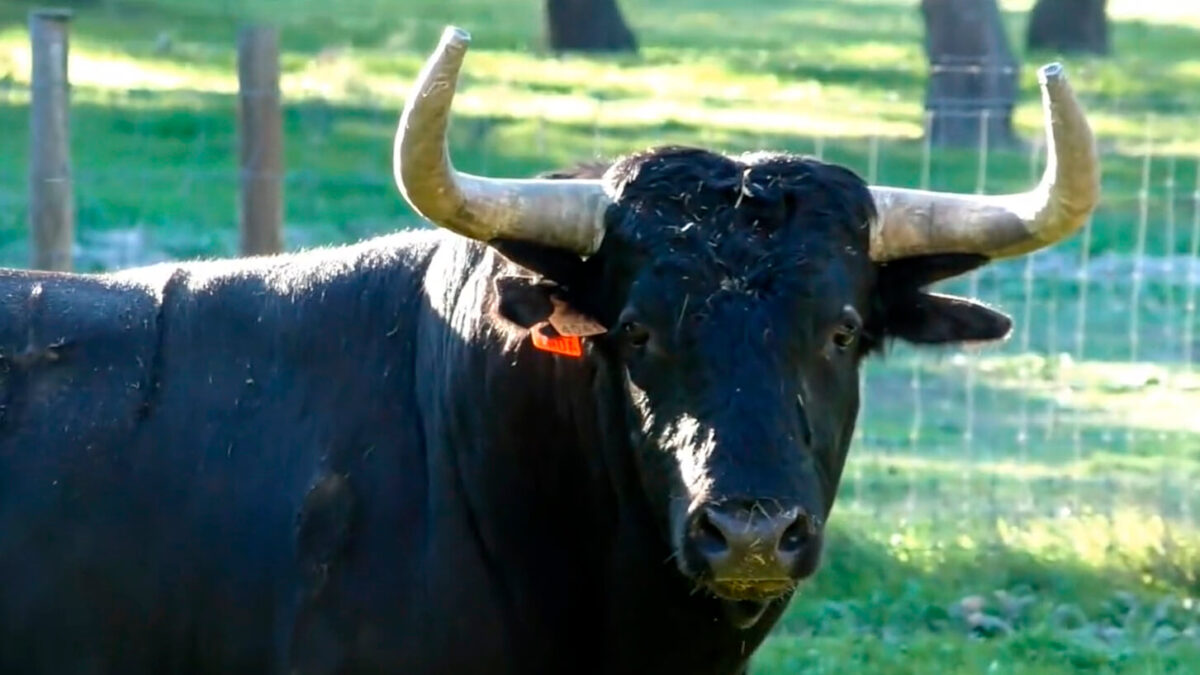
[28,8,74,272]
[237,24,283,256]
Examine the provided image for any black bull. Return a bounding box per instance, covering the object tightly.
[5,149,1032,674]
[0,35,1099,675]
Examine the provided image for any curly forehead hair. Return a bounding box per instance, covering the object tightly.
[601,146,876,243]
[591,146,877,286]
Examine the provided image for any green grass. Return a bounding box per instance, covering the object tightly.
[1,0,1200,672]
[0,0,1198,262]
[758,509,1200,674]
[774,350,1200,674]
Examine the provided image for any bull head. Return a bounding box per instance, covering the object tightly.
[394,26,1099,264]
[392,27,1100,627]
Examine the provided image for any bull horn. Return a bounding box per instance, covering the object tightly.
[394,26,611,256]
[868,63,1100,262]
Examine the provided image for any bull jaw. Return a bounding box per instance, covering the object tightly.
[720,599,772,630]
[707,579,796,630]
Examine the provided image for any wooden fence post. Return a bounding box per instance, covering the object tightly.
[28,8,74,272]
[237,24,283,256]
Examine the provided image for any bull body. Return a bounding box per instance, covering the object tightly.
[0,223,786,674]
[0,25,1101,675]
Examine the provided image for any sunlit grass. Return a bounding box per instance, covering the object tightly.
[851,452,1180,483]
[748,505,1200,673]
[914,354,1200,435]
[1105,0,1200,28]
[0,0,1197,148]
[995,510,1200,588]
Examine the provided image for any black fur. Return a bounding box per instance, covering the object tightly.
[0,145,1014,674]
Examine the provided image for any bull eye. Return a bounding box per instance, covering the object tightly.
[621,321,651,349]
[831,324,857,350]
[830,306,862,352]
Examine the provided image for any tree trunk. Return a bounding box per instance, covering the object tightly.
[1026,0,1109,55]
[920,0,1019,148]
[545,0,638,53]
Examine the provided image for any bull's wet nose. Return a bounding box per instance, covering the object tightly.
[688,502,816,579]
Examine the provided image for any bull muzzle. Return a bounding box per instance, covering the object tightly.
[682,499,823,602]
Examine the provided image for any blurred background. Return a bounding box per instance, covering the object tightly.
[3,0,1200,671]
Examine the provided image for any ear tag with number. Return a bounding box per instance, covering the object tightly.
[530,323,584,358]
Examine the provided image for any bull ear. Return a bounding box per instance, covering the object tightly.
[494,275,556,329]
[884,292,1012,345]
[875,253,1011,346]
[492,275,607,336]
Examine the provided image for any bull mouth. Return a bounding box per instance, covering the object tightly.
[705,578,796,603]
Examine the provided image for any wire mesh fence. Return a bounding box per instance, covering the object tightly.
[1,21,1198,558]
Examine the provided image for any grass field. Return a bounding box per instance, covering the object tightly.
[0,0,1197,262]
[2,0,1200,672]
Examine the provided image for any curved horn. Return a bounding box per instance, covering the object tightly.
[394,26,611,256]
[868,63,1100,261]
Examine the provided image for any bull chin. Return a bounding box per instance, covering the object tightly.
[722,599,775,631]
[708,582,797,631]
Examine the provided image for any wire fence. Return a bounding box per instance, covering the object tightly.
[1,22,1199,556]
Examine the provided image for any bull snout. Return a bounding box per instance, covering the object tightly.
[683,500,822,601]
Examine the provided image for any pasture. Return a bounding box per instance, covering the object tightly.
[2,0,1200,671]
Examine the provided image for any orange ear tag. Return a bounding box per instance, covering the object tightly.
[531,324,584,358]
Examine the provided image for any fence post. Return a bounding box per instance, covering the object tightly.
[237,24,283,256]
[28,8,74,272]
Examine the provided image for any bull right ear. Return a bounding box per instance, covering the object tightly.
[492,275,607,337]
[883,291,1013,345]
[875,253,1013,346]
[493,275,556,329]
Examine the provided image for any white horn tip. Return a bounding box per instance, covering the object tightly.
[440,25,471,48]
[1038,62,1064,84]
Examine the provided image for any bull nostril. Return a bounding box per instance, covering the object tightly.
[687,502,823,595]
[778,516,809,555]
[693,510,729,557]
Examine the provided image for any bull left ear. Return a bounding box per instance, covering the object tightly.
[875,253,1011,346]
[884,292,1012,345]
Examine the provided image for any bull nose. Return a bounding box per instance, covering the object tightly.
[688,502,817,582]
